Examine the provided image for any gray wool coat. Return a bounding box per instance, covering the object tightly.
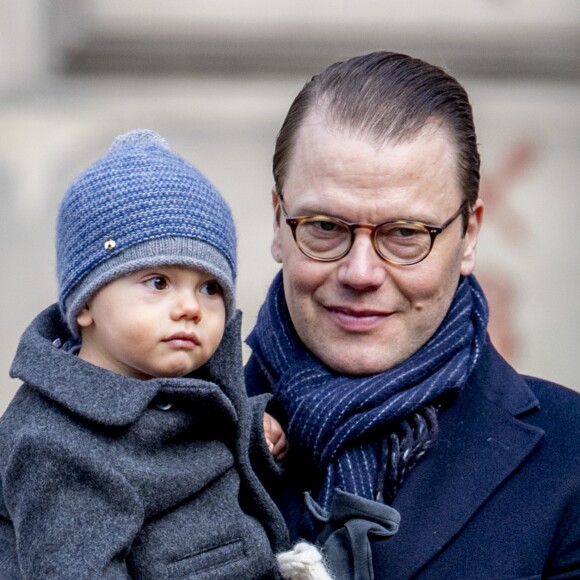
[0,305,289,579]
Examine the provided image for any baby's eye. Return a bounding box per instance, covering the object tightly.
[201,280,223,296]
[145,276,168,291]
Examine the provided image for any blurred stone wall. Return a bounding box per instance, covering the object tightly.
[1,0,579,413]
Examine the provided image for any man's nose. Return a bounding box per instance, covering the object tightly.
[336,230,387,289]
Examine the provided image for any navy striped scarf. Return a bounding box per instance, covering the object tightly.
[247,272,489,510]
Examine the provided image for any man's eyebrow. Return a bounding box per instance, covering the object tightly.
[287,205,435,224]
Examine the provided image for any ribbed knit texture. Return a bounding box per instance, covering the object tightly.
[56,129,237,334]
[246,272,489,510]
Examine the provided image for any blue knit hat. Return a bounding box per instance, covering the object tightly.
[57,129,237,337]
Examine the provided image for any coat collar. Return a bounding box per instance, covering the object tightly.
[9,304,238,427]
[386,337,544,577]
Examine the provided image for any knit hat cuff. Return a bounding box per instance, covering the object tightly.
[62,236,235,337]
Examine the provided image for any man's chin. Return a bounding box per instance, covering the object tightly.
[310,344,405,376]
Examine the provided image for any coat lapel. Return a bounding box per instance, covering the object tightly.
[384,343,544,577]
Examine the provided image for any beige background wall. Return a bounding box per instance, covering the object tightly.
[1,0,579,413]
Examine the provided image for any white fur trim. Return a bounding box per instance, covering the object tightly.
[276,542,333,580]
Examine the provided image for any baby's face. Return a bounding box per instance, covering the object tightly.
[75,265,226,380]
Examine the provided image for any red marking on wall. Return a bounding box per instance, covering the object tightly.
[478,138,542,363]
[480,139,539,246]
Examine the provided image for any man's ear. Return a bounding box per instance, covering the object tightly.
[460,199,484,276]
[76,304,94,328]
[271,187,283,263]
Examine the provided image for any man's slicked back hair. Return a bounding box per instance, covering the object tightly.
[273,51,480,222]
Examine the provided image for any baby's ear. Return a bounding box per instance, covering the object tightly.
[76,304,94,328]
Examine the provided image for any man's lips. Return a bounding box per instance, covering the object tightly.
[162,333,200,349]
[324,305,392,331]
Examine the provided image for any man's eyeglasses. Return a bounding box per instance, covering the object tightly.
[277,193,468,266]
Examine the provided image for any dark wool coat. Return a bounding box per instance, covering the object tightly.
[246,339,580,579]
[0,305,288,579]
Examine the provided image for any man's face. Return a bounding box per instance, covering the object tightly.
[271,119,483,375]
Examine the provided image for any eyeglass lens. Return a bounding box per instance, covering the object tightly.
[295,218,434,264]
